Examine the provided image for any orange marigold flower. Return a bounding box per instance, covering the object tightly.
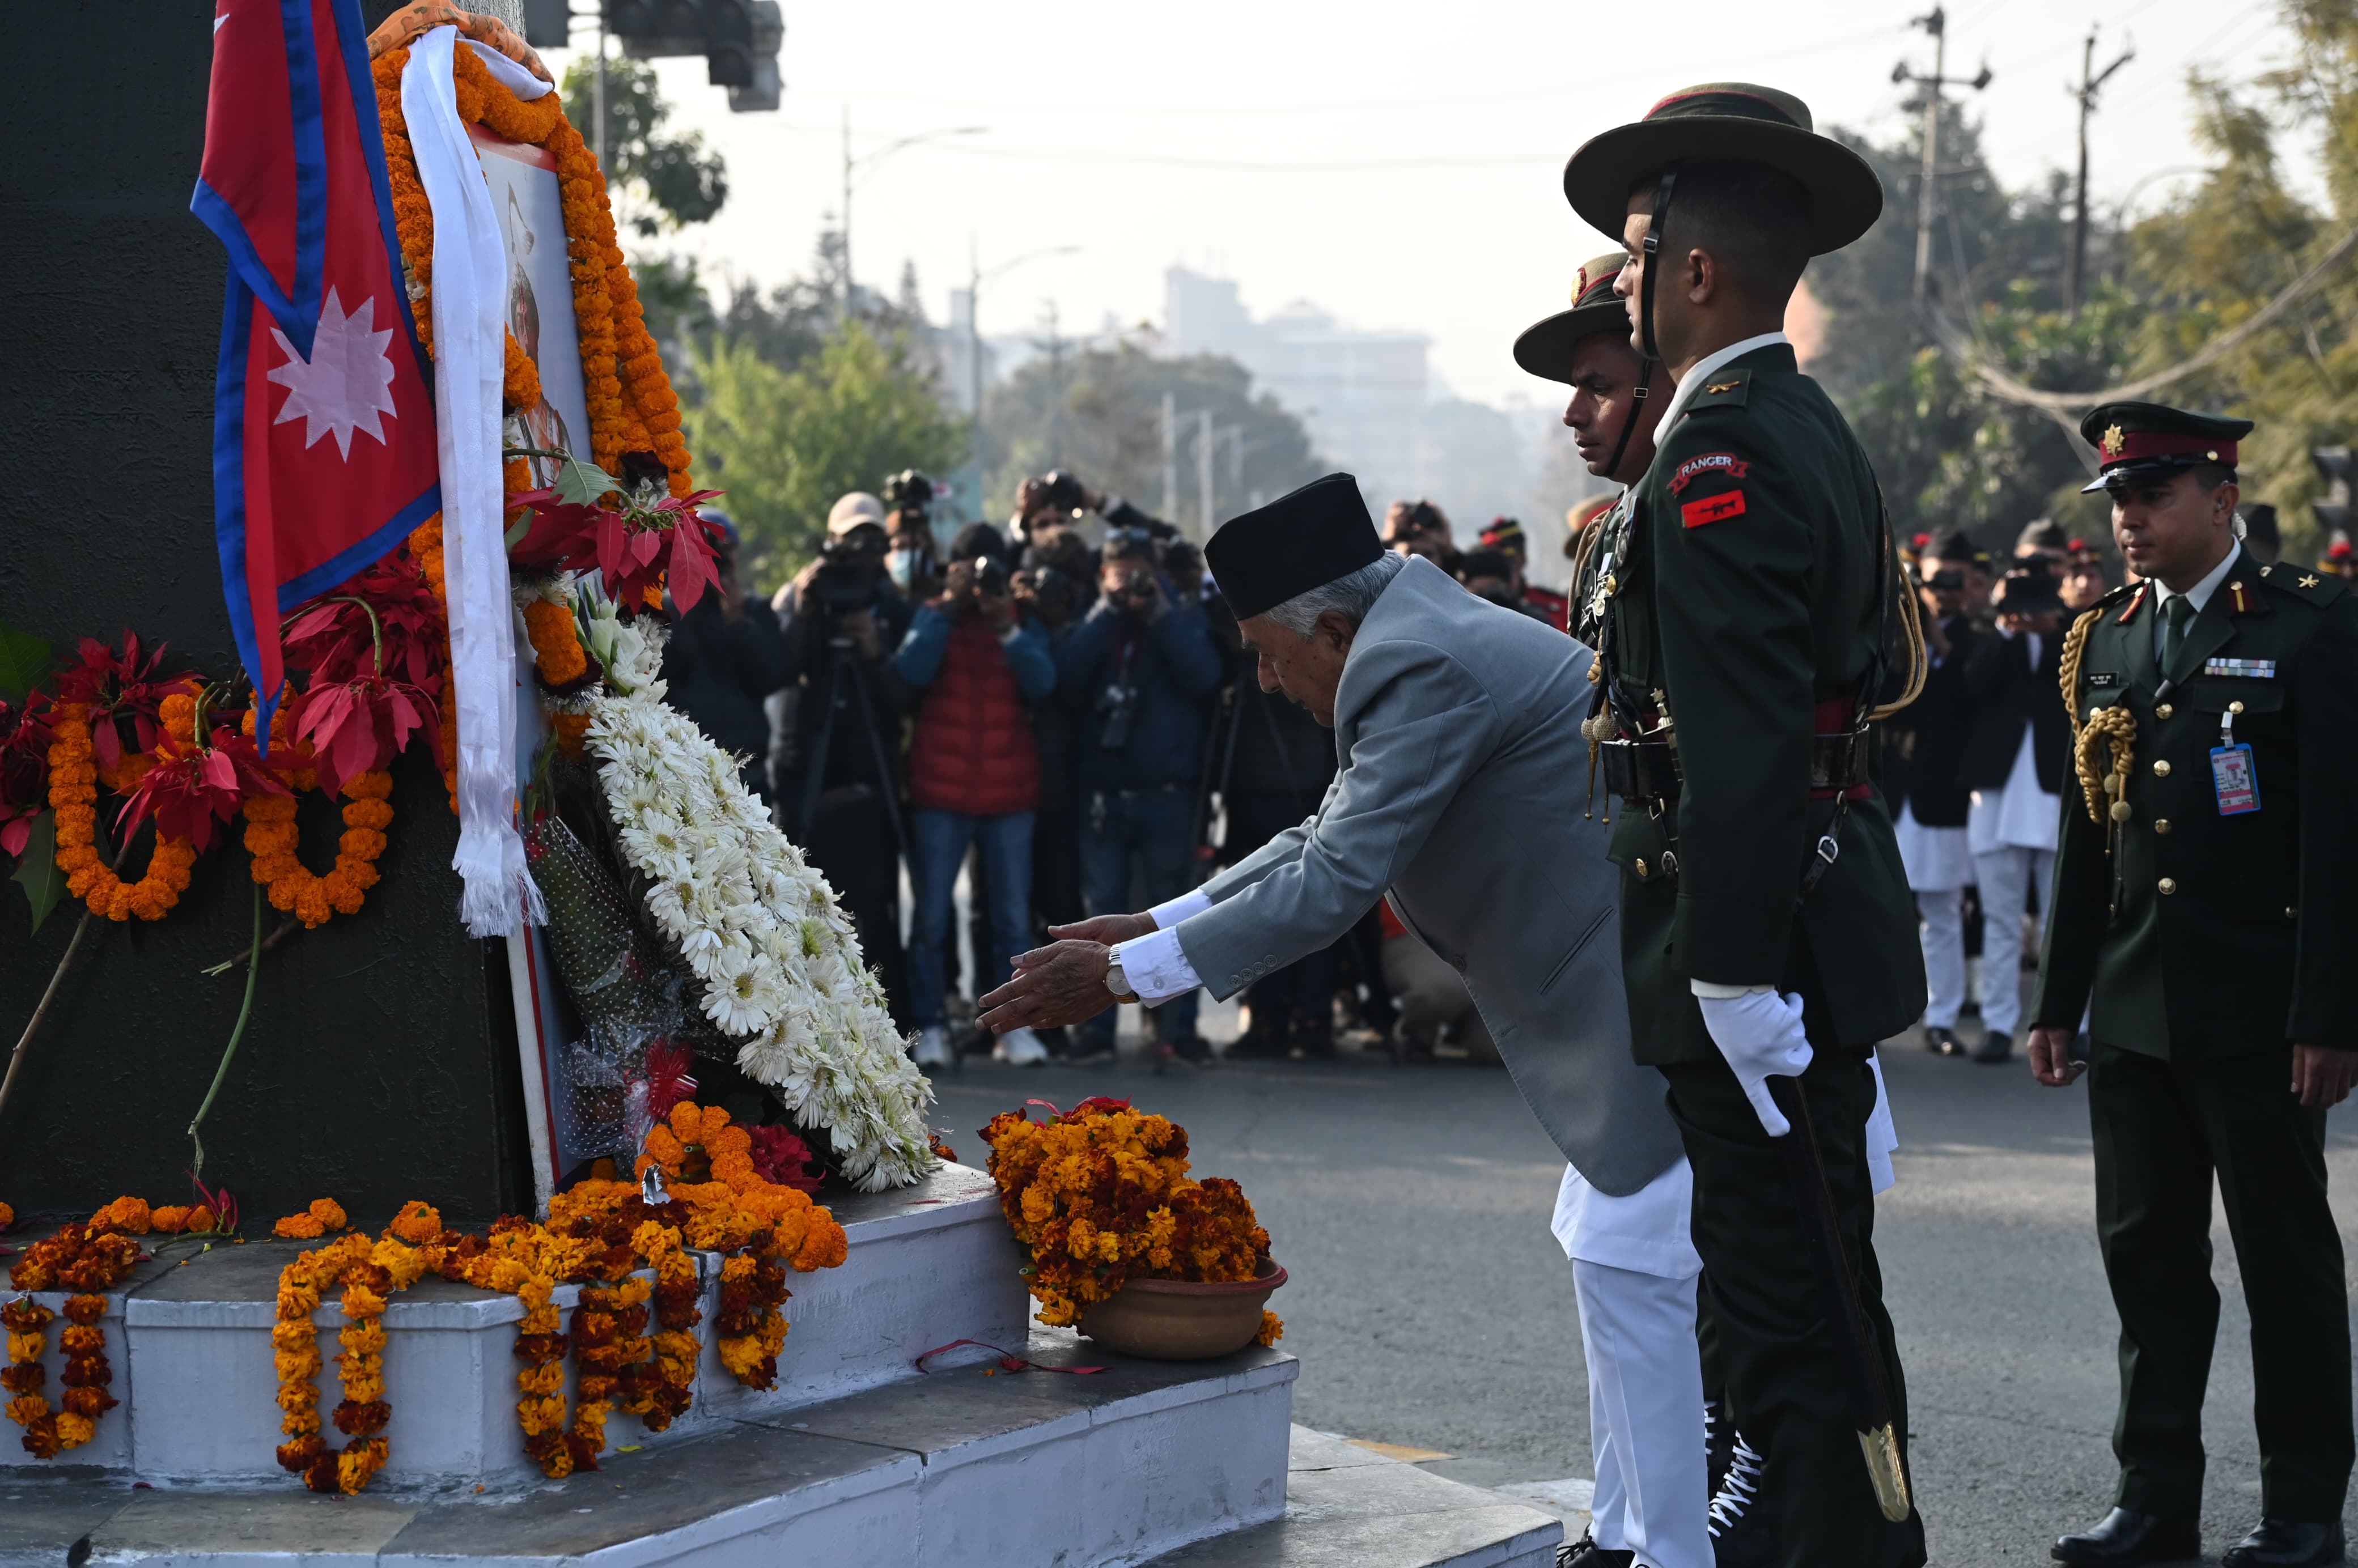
[274,1212,327,1241]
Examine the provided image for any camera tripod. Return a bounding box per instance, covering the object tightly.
[795,636,907,856]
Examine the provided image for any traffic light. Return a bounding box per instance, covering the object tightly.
[605,1,784,112]
[2313,445,2352,537]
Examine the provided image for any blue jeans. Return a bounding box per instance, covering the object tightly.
[909,809,1034,1030]
[1078,787,1200,1047]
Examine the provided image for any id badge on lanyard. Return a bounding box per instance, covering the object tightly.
[2209,704,2259,815]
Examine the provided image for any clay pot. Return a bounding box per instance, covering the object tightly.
[1076,1258,1287,1361]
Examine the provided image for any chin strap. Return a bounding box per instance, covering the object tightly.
[1604,165,1682,482]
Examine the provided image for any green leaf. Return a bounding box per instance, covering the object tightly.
[12,809,63,934]
[545,453,624,507]
[505,510,532,550]
[0,617,54,703]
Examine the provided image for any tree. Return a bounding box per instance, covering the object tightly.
[686,323,968,587]
[2123,2,2358,561]
[979,344,1324,533]
[561,56,727,237]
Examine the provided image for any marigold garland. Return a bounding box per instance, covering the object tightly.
[241,770,393,929]
[46,702,198,922]
[523,599,588,686]
[401,517,460,812]
[503,328,542,413]
[6,1216,144,1460]
[272,1226,431,1493]
[273,1198,351,1242]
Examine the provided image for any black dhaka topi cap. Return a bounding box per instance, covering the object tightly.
[1206,473,1384,622]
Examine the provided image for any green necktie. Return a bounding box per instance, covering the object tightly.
[2162,594,2195,673]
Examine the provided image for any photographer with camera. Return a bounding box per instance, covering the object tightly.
[1054,530,1224,1066]
[1009,470,1178,553]
[659,509,790,805]
[768,489,917,1028]
[892,536,1059,1070]
[883,469,945,603]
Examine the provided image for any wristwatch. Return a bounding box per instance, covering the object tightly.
[1104,954,1139,1004]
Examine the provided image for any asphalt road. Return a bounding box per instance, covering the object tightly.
[930,1003,2358,1567]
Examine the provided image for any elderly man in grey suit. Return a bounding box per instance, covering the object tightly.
[980,472,1711,1568]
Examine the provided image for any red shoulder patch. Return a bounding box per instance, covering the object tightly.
[1681,490,1746,528]
[1667,452,1750,494]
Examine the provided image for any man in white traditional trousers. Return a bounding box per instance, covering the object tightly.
[985,472,1799,1568]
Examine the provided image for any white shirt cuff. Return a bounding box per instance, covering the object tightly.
[1113,927,1202,1005]
[1690,979,1775,998]
[1149,890,1213,928]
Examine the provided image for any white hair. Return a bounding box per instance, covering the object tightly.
[1261,551,1407,638]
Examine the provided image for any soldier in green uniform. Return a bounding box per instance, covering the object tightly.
[2029,402,2358,1568]
[1561,84,1929,1568]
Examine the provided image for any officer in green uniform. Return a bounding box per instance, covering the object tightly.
[1562,84,1929,1568]
[1511,252,1670,659]
[2029,402,2358,1568]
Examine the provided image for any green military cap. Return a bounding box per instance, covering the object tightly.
[1561,83,1883,254]
[1512,253,1631,384]
[2077,401,2253,494]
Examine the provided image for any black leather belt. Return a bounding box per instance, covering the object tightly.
[1599,733,1870,805]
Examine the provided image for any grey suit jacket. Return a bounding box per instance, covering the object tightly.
[1174,557,1685,1196]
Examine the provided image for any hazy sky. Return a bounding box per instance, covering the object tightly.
[541,0,2304,407]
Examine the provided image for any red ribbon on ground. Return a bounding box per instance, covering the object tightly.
[914,1339,1107,1376]
[1023,1096,1131,1122]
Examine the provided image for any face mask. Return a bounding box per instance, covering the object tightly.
[887,550,924,590]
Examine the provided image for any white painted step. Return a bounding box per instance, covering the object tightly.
[0,1335,1297,1568]
[1,1165,1032,1488]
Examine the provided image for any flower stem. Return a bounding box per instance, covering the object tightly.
[189,881,265,1183]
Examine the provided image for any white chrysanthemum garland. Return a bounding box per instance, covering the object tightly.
[572,587,939,1191]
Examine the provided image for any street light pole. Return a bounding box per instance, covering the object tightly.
[839,119,989,320]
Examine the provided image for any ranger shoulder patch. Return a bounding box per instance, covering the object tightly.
[1667,452,1750,494]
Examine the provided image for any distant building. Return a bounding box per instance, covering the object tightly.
[1163,268,1431,507]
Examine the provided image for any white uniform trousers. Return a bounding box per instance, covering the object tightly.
[1918,886,1967,1030]
[1969,844,2055,1041]
[1574,1259,1710,1568]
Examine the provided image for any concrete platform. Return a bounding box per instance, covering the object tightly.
[0,1335,1298,1568]
[2,1165,1032,1488]
[1142,1429,1563,1568]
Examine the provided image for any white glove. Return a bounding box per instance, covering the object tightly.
[1865,1048,1899,1195]
[1696,988,1814,1137]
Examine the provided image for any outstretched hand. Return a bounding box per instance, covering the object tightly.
[1049,912,1156,946]
[978,940,1117,1034]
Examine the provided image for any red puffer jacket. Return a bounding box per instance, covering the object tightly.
[908,614,1040,815]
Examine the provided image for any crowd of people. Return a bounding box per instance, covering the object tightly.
[656,470,1575,1073]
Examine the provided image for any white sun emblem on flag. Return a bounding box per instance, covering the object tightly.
[265,286,399,459]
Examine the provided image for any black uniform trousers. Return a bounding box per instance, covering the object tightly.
[2088,1038,2353,1521]
[1662,1044,1926,1568]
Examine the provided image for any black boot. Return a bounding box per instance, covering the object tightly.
[1556,1532,1633,1567]
[1974,1029,2015,1064]
[1707,1430,1775,1567]
[2222,1520,2346,1567]
[2050,1508,2201,1565]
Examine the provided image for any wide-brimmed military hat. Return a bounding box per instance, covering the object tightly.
[1513,253,1632,384]
[2077,401,2253,494]
[1562,83,1883,255]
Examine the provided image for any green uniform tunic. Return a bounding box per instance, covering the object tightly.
[2030,550,2358,1522]
[1595,339,1928,1567]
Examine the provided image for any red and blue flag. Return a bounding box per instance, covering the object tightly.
[193,0,439,746]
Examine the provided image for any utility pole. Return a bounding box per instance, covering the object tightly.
[1893,8,1992,308]
[2064,26,2134,319]
[1198,409,1215,537]
[1161,393,1178,521]
[840,107,853,318]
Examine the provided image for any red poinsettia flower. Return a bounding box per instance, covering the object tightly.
[52,632,176,774]
[287,673,443,800]
[114,725,289,855]
[281,553,446,691]
[508,456,727,614]
[0,690,53,859]
[746,1123,823,1194]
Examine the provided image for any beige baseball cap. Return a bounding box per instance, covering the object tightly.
[827,491,888,537]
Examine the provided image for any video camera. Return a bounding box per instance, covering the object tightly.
[1040,470,1087,516]
[883,469,938,521]
[809,524,890,619]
